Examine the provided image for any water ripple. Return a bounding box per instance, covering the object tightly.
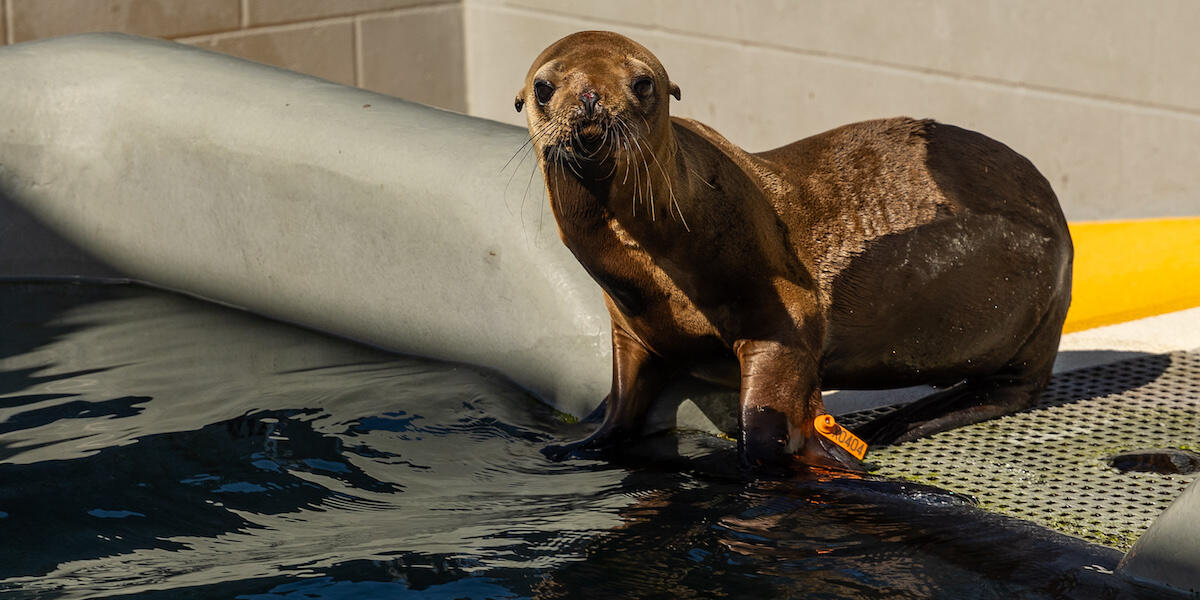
[0,283,1154,599]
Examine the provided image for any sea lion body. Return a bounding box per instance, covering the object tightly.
[518,32,1072,470]
[757,117,1071,389]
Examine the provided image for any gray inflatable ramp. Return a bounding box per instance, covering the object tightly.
[0,32,612,418]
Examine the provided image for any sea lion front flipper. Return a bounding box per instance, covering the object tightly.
[581,396,608,424]
[543,323,669,461]
[734,338,862,472]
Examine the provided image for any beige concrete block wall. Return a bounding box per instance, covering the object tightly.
[4,1,1197,221]
[464,0,1200,221]
[8,0,241,41]
[359,6,463,109]
[0,0,466,112]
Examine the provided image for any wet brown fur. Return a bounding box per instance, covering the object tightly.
[518,31,1073,471]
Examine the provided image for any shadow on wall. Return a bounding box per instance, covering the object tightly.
[0,189,123,280]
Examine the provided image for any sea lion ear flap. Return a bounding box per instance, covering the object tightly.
[669,82,681,101]
[514,90,525,112]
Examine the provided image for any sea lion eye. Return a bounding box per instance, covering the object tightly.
[534,80,555,105]
[632,77,653,98]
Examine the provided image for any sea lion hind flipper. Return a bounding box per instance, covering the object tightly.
[853,298,1065,447]
[799,432,868,474]
[852,376,1042,446]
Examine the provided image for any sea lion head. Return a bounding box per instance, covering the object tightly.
[516,31,681,172]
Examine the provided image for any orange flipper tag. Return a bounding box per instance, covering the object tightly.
[813,415,868,460]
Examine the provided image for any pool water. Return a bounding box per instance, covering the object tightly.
[0,283,1172,598]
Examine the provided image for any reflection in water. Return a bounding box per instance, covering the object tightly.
[0,283,1168,599]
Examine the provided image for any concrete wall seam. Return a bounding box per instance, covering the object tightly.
[462,2,1200,221]
[471,3,1200,125]
[3,0,12,45]
[1,1,468,110]
[2,1,1197,221]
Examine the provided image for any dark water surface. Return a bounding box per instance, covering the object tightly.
[0,283,1171,599]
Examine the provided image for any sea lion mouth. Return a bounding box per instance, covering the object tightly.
[575,129,606,156]
[538,113,647,180]
[577,123,605,139]
[546,120,613,164]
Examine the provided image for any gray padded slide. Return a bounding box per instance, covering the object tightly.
[0,33,611,417]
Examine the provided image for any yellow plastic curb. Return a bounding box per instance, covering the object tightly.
[1064,217,1200,333]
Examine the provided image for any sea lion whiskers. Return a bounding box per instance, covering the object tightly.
[539,113,589,180]
[501,118,555,205]
[637,114,689,231]
[617,120,633,187]
[687,165,717,190]
[574,116,612,161]
[609,117,637,201]
[618,117,650,218]
[558,151,583,180]
[624,124,645,217]
[599,135,622,180]
[603,115,642,190]
[618,114,663,223]
[593,118,622,168]
[621,116,657,221]
[503,119,558,231]
[539,111,579,163]
[501,118,556,175]
[609,115,640,214]
[545,141,572,239]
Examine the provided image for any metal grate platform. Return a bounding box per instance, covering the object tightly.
[845,352,1200,550]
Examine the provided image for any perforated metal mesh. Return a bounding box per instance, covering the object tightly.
[847,352,1200,550]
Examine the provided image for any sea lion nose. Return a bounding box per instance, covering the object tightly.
[579,90,599,117]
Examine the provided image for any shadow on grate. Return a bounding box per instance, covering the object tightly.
[847,352,1200,550]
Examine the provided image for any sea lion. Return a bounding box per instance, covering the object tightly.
[515,31,1072,471]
